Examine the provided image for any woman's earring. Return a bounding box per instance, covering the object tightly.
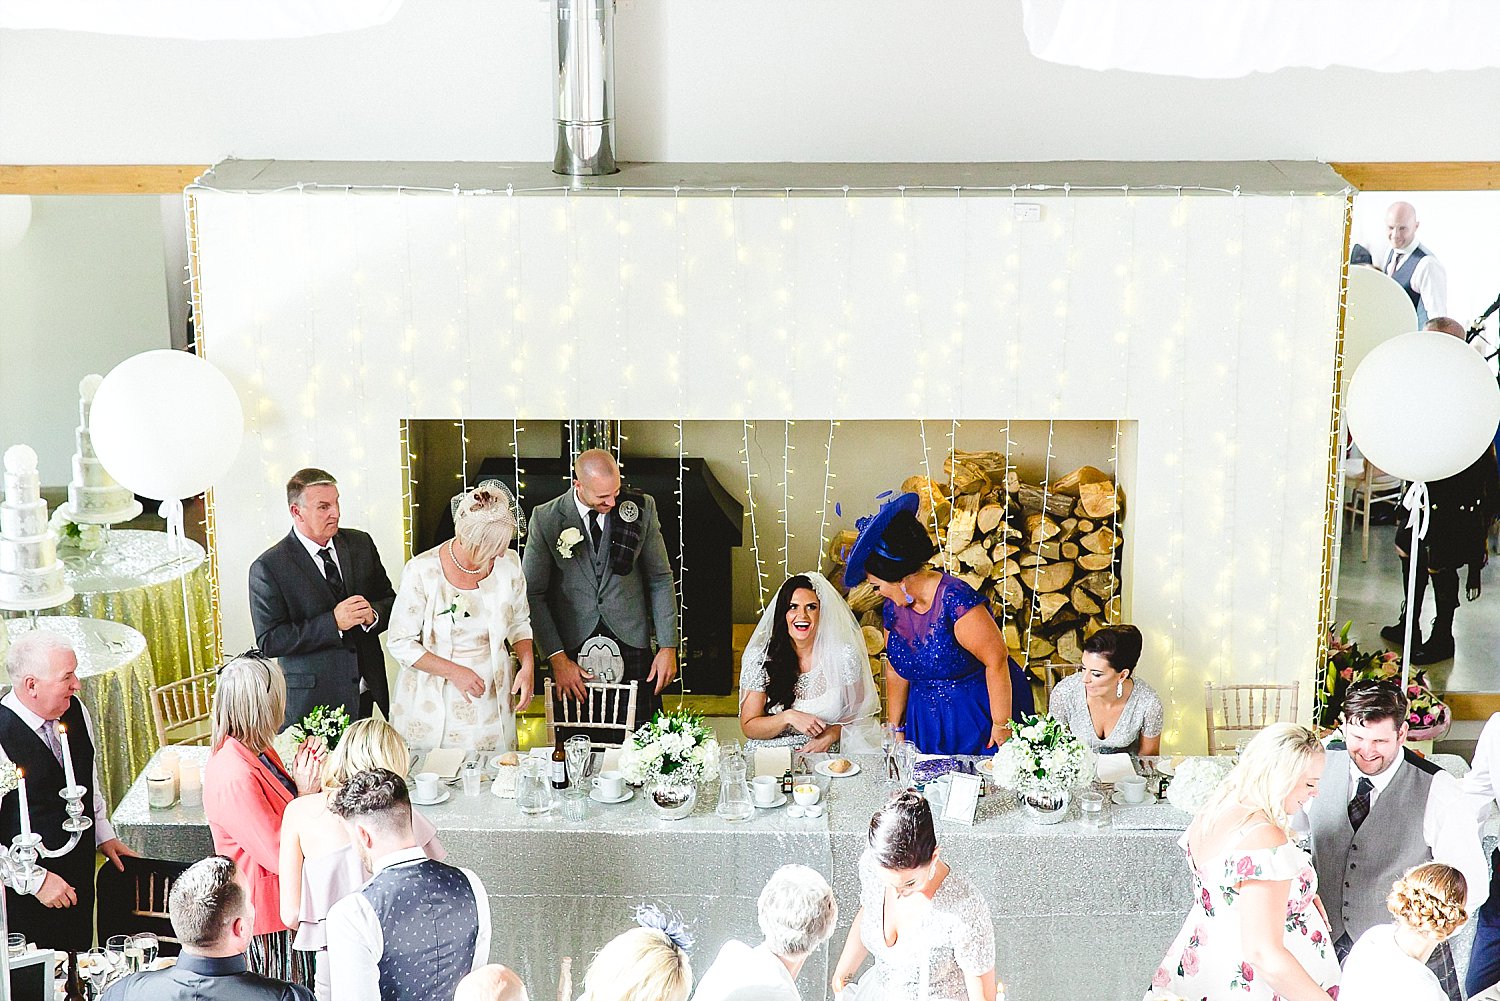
[901,583,915,606]
[1115,678,1124,699]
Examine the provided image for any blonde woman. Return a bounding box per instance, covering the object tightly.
[1146,723,1338,1001]
[390,482,536,752]
[278,719,447,999]
[1341,864,1468,1001]
[203,653,322,985]
[579,907,693,1001]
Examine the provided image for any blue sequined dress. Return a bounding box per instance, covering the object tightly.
[884,574,1034,756]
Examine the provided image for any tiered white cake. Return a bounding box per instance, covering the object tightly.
[0,445,73,609]
[62,374,141,525]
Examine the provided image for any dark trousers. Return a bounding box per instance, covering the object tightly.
[1467,850,1500,997]
[1339,930,1461,1001]
[553,630,661,745]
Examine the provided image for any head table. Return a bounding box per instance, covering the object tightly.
[113,748,1206,1000]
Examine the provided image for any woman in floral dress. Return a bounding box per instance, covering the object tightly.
[1146,723,1340,1001]
[389,483,535,753]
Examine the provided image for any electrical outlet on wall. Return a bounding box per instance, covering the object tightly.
[1013,202,1042,223]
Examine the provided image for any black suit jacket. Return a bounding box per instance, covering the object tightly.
[248,529,396,723]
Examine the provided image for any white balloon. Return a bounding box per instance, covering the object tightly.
[1342,267,1417,388]
[90,350,245,500]
[1346,330,1500,483]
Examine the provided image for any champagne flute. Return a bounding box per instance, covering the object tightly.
[132,933,158,969]
[81,949,109,998]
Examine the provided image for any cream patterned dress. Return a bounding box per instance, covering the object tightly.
[388,547,532,753]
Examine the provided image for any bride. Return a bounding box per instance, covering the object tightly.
[738,572,881,753]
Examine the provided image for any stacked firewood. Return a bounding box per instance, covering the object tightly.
[829,451,1124,672]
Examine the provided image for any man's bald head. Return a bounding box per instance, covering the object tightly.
[573,449,622,514]
[1426,316,1467,340]
[1386,201,1419,251]
[455,965,529,1001]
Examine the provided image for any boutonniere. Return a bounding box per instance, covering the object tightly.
[557,526,584,559]
[440,593,473,619]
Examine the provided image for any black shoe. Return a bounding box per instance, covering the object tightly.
[1411,634,1455,665]
[1381,622,1422,647]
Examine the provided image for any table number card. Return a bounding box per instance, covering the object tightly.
[941,773,982,825]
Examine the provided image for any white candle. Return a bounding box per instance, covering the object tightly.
[178,762,202,808]
[56,724,77,790]
[16,769,30,841]
[160,750,179,797]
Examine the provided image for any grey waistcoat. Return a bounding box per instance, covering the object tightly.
[1308,746,1439,944]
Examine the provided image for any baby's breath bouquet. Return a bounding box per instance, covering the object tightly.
[0,757,19,796]
[289,704,351,751]
[990,713,1096,797]
[1165,757,1234,815]
[618,709,720,787]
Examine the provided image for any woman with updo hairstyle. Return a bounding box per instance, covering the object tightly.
[580,907,694,1001]
[1047,624,1164,755]
[831,791,998,1001]
[389,480,536,752]
[1340,863,1468,1001]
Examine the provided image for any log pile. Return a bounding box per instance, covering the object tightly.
[828,452,1124,674]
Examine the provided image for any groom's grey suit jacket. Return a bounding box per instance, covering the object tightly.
[522,491,678,659]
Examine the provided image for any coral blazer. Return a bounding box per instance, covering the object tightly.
[204,736,297,937]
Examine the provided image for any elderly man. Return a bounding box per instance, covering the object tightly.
[0,630,135,951]
[522,449,678,738]
[691,865,838,1001]
[1382,201,1447,326]
[102,855,313,1000]
[456,965,529,1001]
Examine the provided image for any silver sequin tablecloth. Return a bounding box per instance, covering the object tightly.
[114,749,1195,1000]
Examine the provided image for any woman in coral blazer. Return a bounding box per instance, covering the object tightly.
[204,653,323,986]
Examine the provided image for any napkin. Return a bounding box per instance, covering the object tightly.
[754,746,792,778]
[601,747,622,773]
[1095,754,1138,785]
[419,748,466,781]
[1110,804,1191,832]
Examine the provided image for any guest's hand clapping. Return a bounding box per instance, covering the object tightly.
[334,595,375,631]
[290,738,325,795]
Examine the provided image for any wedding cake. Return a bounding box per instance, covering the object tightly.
[62,374,140,525]
[0,445,72,609]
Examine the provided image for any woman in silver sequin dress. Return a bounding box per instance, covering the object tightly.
[831,791,999,1001]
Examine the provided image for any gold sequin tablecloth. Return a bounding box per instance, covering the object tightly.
[2,617,157,810]
[2,530,216,687]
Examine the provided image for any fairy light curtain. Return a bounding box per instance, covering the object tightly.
[191,184,1344,752]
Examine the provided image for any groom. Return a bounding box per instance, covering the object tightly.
[523,449,678,737]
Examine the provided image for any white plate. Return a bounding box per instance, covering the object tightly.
[410,788,451,806]
[1111,791,1153,806]
[976,758,995,775]
[815,760,861,778]
[589,788,634,805]
[753,793,789,809]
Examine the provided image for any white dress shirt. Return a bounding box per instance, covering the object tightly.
[0,691,115,844]
[1384,243,1448,319]
[1347,751,1490,912]
[573,493,603,551]
[325,845,489,1000]
[692,940,801,1001]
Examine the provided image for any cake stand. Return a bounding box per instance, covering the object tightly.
[58,499,143,527]
[0,587,77,616]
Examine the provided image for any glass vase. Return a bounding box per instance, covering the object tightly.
[1018,788,1070,825]
[649,779,697,821]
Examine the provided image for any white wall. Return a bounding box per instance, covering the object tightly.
[3,1,1500,164]
[193,185,1345,751]
[0,196,172,484]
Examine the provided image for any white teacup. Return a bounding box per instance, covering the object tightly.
[752,775,780,806]
[1118,775,1148,804]
[593,771,626,799]
[792,783,821,807]
[414,772,442,802]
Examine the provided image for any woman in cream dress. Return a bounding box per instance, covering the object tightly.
[389,482,535,753]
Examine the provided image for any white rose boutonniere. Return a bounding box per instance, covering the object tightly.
[557,526,585,559]
[440,593,473,620]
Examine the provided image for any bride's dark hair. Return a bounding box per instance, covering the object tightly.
[763,575,816,712]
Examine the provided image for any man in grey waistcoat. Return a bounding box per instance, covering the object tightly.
[522,449,678,737]
[1306,680,1488,1001]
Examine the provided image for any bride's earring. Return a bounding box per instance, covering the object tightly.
[1115,678,1124,699]
[901,583,915,606]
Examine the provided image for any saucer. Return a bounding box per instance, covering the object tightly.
[753,793,788,809]
[410,788,451,806]
[1111,791,1152,806]
[589,788,634,805]
[815,760,861,778]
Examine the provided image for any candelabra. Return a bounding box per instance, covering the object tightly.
[0,783,91,1001]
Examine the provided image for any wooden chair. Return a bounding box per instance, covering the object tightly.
[1041,663,1082,713]
[96,856,191,958]
[1343,459,1403,562]
[1204,681,1301,755]
[151,670,216,748]
[543,680,639,746]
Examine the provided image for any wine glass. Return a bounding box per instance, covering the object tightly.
[104,936,129,973]
[132,933,158,970]
[80,949,110,998]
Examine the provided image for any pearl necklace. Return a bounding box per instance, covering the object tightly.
[446,540,485,576]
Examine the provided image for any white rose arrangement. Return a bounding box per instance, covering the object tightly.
[617,710,720,787]
[990,713,1096,797]
[557,527,584,558]
[49,509,105,552]
[0,757,18,796]
[1165,757,1234,815]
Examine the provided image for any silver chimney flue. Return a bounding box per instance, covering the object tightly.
[552,0,618,176]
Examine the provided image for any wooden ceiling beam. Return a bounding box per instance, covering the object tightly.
[0,165,207,195]
[1331,161,1500,192]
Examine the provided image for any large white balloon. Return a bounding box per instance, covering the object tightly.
[1346,330,1500,483]
[1342,267,1417,389]
[90,351,245,500]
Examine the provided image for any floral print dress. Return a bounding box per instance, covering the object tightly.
[1146,830,1340,1000]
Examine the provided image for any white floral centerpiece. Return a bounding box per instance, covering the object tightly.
[0,757,19,796]
[991,713,1096,823]
[1164,757,1234,815]
[618,709,720,820]
[49,508,105,552]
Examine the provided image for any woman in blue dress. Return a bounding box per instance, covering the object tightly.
[845,492,1033,756]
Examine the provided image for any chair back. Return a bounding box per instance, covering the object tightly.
[1204,681,1301,755]
[151,670,216,747]
[1041,663,1082,713]
[96,856,192,957]
[543,680,638,746]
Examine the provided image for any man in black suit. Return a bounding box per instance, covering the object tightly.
[249,468,396,723]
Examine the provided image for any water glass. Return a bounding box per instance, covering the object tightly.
[5,932,22,957]
[105,935,130,972]
[891,741,915,788]
[1079,790,1107,830]
[562,787,589,821]
[565,735,592,786]
[461,759,483,797]
[132,932,159,969]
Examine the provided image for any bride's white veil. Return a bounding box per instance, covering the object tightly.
[739,571,881,750]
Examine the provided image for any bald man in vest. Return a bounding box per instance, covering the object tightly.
[1383,201,1448,327]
